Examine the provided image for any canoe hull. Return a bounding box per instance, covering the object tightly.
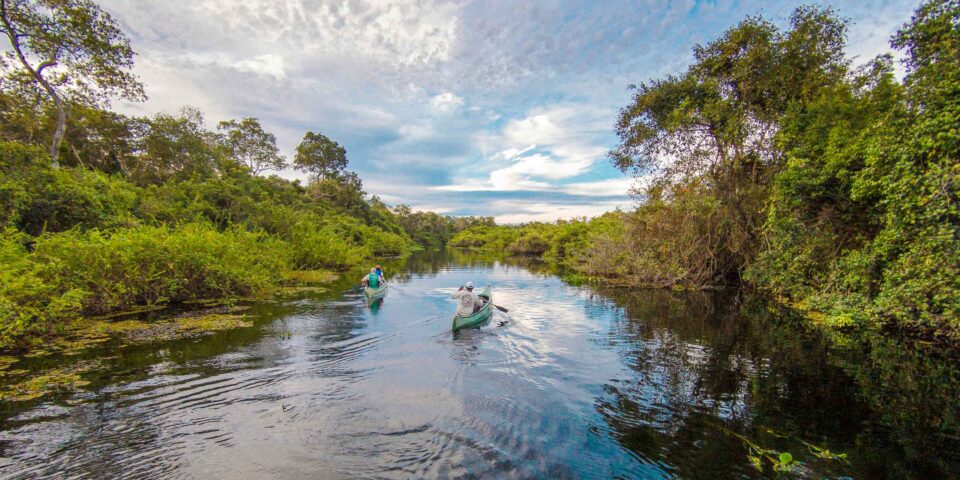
[452,286,492,331]
[364,284,388,299]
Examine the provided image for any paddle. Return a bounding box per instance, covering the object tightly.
[343,285,364,294]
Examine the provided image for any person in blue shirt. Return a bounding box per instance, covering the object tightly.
[375,264,385,283]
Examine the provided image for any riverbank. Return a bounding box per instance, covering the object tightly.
[450,217,960,353]
[1,140,421,352]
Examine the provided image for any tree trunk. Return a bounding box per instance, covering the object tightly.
[1,0,64,166]
[50,97,65,166]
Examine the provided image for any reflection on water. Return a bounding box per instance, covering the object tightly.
[0,249,957,479]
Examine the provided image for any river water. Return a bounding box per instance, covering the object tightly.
[1,249,957,479]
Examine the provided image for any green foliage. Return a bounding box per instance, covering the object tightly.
[507,231,551,256]
[750,0,960,337]
[450,224,521,251]
[0,0,146,163]
[611,6,851,281]
[217,117,287,175]
[0,223,285,349]
[294,130,347,179]
[0,136,413,351]
[34,223,286,313]
[0,228,85,348]
[129,108,225,184]
[1,141,139,234]
[598,0,960,340]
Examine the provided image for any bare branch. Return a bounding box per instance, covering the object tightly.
[37,59,56,74]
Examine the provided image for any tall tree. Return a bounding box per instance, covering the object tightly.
[610,6,850,279]
[293,131,347,179]
[0,0,145,165]
[217,117,286,175]
[130,107,221,184]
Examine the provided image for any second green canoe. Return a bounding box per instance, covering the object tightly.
[452,285,492,331]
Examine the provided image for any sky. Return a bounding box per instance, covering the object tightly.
[96,0,919,223]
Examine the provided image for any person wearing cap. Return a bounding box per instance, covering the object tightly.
[451,281,483,316]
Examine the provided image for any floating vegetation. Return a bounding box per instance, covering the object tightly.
[723,425,849,476]
[0,361,100,402]
[91,305,168,321]
[175,314,252,335]
[182,297,239,308]
[0,308,258,402]
[275,286,327,296]
[17,307,254,360]
[281,270,338,285]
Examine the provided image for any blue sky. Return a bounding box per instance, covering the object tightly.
[99,0,918,222]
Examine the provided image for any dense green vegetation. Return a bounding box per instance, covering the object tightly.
[0,131,419,349]
[452,1,960,342]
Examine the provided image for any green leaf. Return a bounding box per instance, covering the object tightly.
[779,452,794,464]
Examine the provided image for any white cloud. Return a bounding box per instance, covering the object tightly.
[490,200,626,224]
[437,104,612,192]
[430,92,465,113]
[172,52,286,79]
[233,54,286,79]
[562,178,638,197]
[398,122,435,140]
[190,0,460,68]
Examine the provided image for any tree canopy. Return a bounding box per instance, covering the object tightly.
[0,0,145,164]
[294,131,348,179]
[217,117,286,175]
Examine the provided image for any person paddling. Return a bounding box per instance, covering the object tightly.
[451,281,484,316]
[360,267,383,288]
[375,264,385,284]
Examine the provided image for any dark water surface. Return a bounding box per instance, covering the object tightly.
[1,249,958,479]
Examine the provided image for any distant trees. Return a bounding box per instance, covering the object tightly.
[294,131,347,179]
[393,205,495,247]
[0,0,145,165]
[217,117,286,175]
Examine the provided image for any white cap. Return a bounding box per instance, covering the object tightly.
[465,281,474,289]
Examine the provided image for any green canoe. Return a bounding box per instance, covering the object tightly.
[452,285,492,331]
[364,283,388,299]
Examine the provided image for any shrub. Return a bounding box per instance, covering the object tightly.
[507,232,551,256]
[1,142,140,234]
[288,221,368,269]
[0,229,85,349]
[0,223,287,349]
